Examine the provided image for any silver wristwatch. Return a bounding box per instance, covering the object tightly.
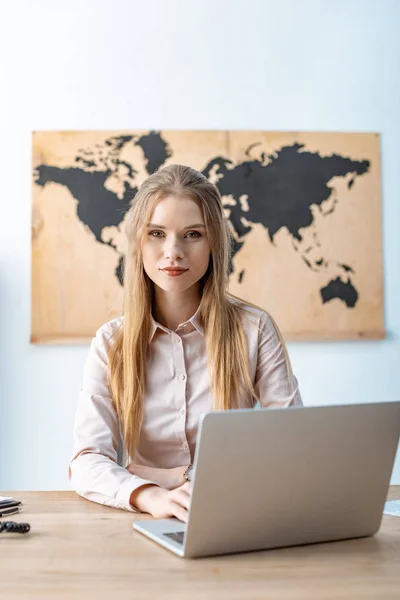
[183,464,194,482]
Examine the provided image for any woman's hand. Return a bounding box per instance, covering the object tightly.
[130,482,192,523]
[126,462,187,490]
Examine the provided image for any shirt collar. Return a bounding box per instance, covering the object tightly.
[149,305,204,342]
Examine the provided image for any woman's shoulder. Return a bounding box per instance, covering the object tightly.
[94,316,124,346]
[228,295,283,349]
[227,294,269,328]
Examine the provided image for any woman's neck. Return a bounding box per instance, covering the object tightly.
[152,285,201,331]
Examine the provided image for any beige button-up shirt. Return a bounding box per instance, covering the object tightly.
[68,299,302,511]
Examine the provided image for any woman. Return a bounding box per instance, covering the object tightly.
[68,164,302,523]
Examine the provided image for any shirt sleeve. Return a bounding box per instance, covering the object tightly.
[254,311,303,408]
[67,324,158,511]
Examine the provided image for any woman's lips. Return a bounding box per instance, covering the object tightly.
[161,269,188,277]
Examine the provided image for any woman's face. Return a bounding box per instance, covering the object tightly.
[141,195,211,294]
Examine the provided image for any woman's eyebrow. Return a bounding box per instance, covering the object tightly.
[146,223,206,229]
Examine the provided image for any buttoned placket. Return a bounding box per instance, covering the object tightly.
[172,324,191,457]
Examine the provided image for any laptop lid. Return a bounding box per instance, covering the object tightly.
[183,402,400,558]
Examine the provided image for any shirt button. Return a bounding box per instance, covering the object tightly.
[179,373,186,381]
[180,408,185,416]
[182,442,189,450]
[176,337,181,344]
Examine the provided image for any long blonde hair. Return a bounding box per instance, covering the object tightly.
[107,164,292,460]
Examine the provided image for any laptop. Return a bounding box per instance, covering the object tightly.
[133,401,400,558]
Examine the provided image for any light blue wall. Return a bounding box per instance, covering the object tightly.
[0,0,399,490]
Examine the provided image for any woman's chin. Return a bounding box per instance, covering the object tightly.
[153,276,199,294]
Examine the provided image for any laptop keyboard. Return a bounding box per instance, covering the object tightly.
[164,531,185,545]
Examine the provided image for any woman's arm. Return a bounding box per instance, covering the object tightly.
[126,463,189,490]
[254,312,303,408]
[68,324,159,511]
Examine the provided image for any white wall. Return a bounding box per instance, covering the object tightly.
[0,0,399,490]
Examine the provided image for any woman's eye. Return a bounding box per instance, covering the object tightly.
[149,230,201,239]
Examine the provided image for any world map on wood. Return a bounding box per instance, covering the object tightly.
[32,130,384,342]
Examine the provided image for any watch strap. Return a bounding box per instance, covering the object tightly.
[183,464,193,482]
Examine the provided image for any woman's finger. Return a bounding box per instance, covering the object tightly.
[171,501,188,523]
[173,489,191,511]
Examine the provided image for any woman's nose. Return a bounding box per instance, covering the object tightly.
[164,238,183,260]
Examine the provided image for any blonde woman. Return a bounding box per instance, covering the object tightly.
[68,164,302,523]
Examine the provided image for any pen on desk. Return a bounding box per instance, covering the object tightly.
[0,506,21,518]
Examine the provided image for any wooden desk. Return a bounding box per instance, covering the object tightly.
[0,488,399,599]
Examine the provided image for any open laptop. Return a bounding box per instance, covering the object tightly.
[133,401,400,558]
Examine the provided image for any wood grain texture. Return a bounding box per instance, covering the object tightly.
[0,489,399,599]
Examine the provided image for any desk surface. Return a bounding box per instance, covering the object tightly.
[0,488,399,600]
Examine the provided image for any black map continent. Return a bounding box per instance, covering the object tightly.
[33,131,370,309]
